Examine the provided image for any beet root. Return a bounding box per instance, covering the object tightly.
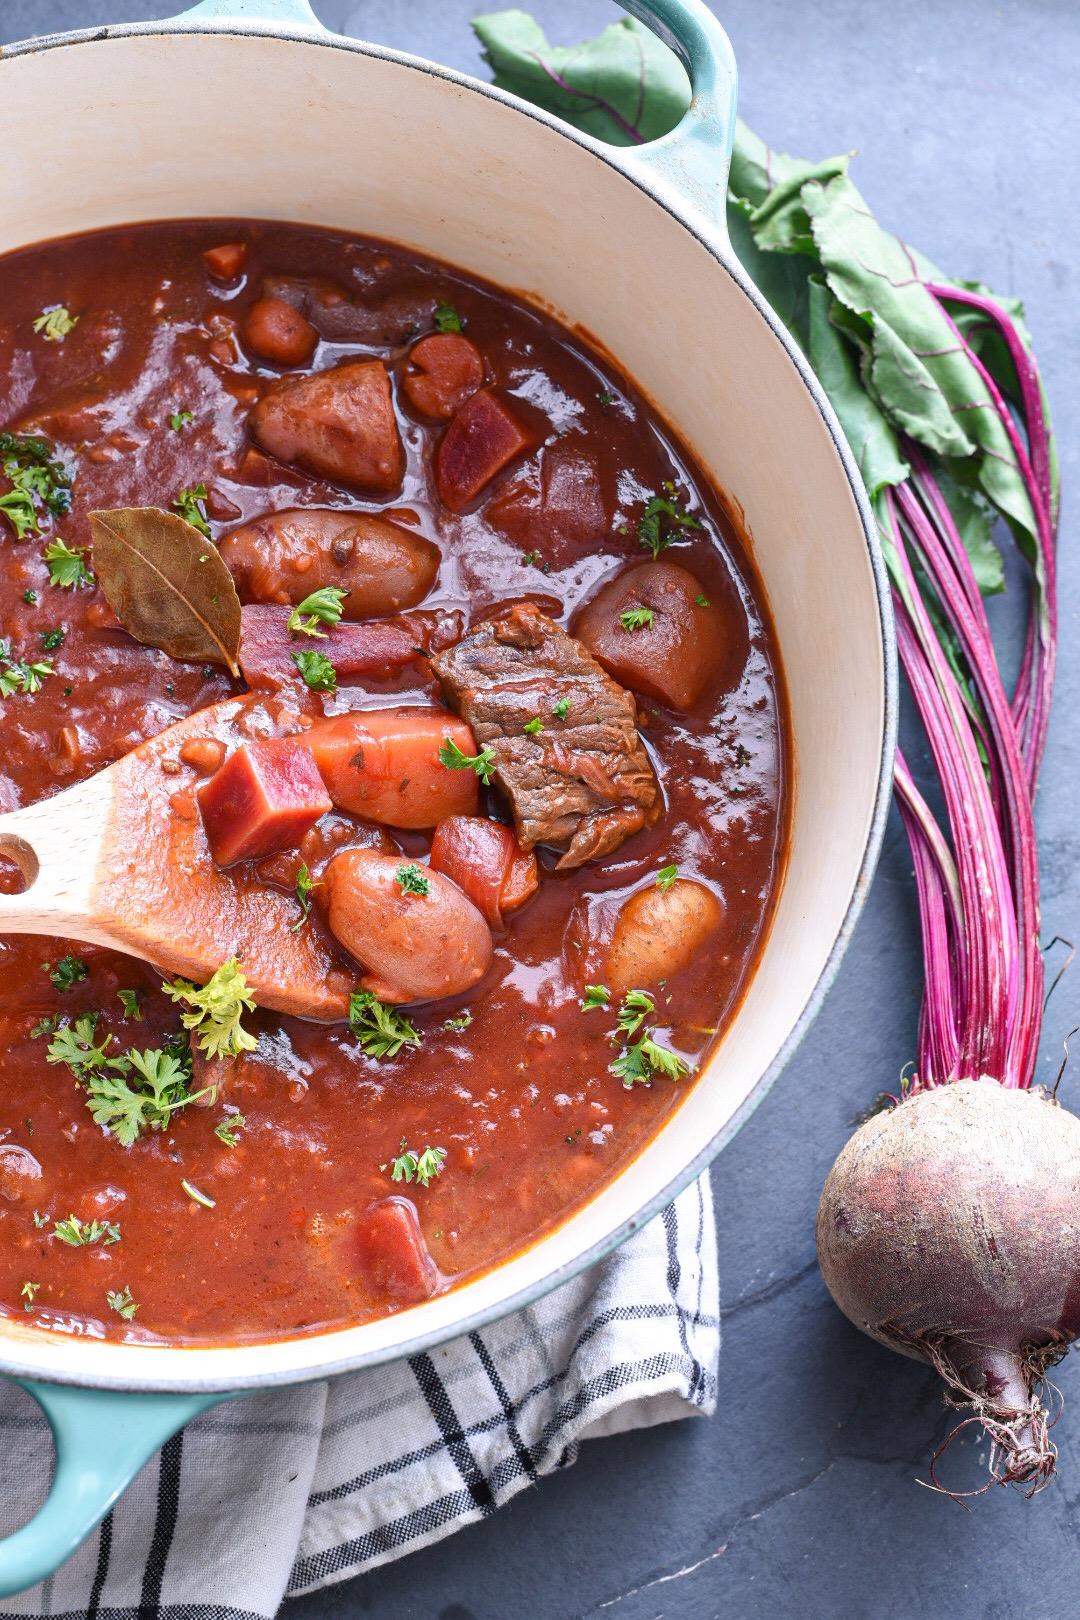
[816,1079,1080,1494]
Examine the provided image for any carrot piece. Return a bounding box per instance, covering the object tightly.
[197,736,331,867]
[203,242,248,282]
[307,707,479,828]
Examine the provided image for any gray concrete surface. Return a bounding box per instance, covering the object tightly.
[2,2,1075,1614]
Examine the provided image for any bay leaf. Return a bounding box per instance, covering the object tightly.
[88,507,242,678]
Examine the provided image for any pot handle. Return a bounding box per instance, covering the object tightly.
[172,0,327,28]
[0,1379,230,1598]
[613,0,737,235]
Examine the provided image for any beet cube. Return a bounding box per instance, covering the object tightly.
[435,388,534,511]
[355,1197,439,1304]
[197,737,331,867]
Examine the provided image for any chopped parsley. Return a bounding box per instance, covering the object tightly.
[581,984,611,1012]
[292,863,317,931]
[43,537,93,589]
[384,1140,447,1188]
[439,735,497,784]
[41,625,65,651]
[434,303,463,333]
[32,1210,49,1228]
[172,483,211,537]
[181,1179,215,1209]
[349,990,421,1059]
[597,389,617,409]
[46,1017,211,1145]
[54,1213,120,1247]
[619,606,654,633]
[395,862,430,897]
[22,589,36,605]
[106,1286,138,1319]
[523,716,544,736]
[639,494,702,560]
[214,1111,246,1148]
[551,697,571,720]
[287,585,348,639]
[33,306,78,342]
[117,989,142,1020]
[616,989,655,1038]
[21,1280,40,1308]
[164,958,257,1060]
[695,594,710,608]
[444,1010,473,1032]
[169,409,195,432]
[0,432,72,538]
[521,550,543,568]
[655,864,679,892]
[0,652,53,697]
[291,648,337,692]
[30,1016,57,1040]
[46,954,88,992]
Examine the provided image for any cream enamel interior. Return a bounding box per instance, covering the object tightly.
[0,25,888,1389]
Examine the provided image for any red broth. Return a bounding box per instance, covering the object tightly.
[0,222,787,1343]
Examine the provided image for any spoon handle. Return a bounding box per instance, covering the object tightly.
[0,769,115,942]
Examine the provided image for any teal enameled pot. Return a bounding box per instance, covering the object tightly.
[0,0,895,1593]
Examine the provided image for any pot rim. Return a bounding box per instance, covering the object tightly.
[0,13,898,1393]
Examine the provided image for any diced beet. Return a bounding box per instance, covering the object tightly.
[355,1197,439,1304]
[238,604,421,691]
[429,815,538,927]
[203,242,247,282]
[197,736,331,867]
[435,388,534,511]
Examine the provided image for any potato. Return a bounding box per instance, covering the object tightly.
[575,560,721,710]
[325,848,492,1003]
[220,508,439,617]
[605,878,723,994]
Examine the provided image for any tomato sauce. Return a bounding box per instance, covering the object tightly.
[0,221,787,1343]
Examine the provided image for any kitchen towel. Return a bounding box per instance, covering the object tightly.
[0,1173,718,1617]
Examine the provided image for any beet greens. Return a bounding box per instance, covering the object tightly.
[475,8,1072,1494]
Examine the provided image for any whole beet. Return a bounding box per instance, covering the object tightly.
[817,1080,1080,1490]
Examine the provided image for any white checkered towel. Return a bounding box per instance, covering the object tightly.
[0,1176,718,1617]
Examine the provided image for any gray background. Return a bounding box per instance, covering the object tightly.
[2,1,1077,1615]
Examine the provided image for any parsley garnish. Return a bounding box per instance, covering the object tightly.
[523,716,544,736]
[349,990,421,1059]
[164,958,257,1060]
[619,607,654,632]
[23,589,36,604]
[169,409,194,432]
[47,1019,211,1145]
[21,1280,40,1308]
[32,1210,48,1228]
[46,953,87,991]
[117,989,142,1020]
[521,550,542,568]
[616,989,654,1038]
[181,1179,216,1209]
[384,1140,447,1188]
[439,735,497,784]
[611,1033,689,1087]
[214,1111,246,1148]
[395,863,430,897]
[287,586,348,639]
[292,863,317,931]
[0,433,72,538]
[0,644,54,698]
[655,864,679,892]
[172,483,211,537]
[639,494,702,560]
[597,389,617,409]
[292,648,337,691]
[33,306,78,342]
[54,1213,120,1247]
[444,1010,473,1032]
[552,698,571,720]
[43,537,93,589]
[695,593,710,608]
[41,626,65,651]
[106,1286,138,1319]
[581,984,611,1012]
[434,304,463,333]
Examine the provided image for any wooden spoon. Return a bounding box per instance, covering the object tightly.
[0,696,352,1020]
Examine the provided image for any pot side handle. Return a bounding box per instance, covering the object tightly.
[0,1379,229,1598]
[171,0,326,28]
[614,0,737,236]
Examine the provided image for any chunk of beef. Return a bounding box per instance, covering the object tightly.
[263,274,437,346]
[431,603,660,869]
[249,361,404,492]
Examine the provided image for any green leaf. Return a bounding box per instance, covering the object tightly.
[932,463,1005,596]
[472,10,689,145]
[805,278,908,500]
